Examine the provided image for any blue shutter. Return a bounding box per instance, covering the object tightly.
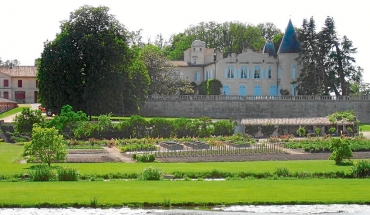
[247,68,249,79]
[251,69,254,79]
[237,69,241,79]
[260,69,263,79]
[278,66,282,79]
[292,65,296,79]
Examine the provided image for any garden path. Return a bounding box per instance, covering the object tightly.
[103,146,135,163]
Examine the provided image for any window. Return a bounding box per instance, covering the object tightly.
[254,66,260,79]
[292,65,296,78]
[4,79,9,87]
[238,85,246,96]
[241,66,248,79]
[18,80,22,87]
[199,48,202,51]
[227,66,234,78]
[270,85,277,96]
[36,80,38,88]
[254,85,261,96]
[222,85,230,95]
[193,59,196,64]
[3,91,9,99]
[194,72,200,81]
[292,84,297,95]
[268,66,272,79]
[193,48,196,51]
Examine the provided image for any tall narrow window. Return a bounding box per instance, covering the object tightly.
[18,80,22,88]
[268,66,272,79]
[36,80,38,88]
[292,84,296,95]
[292,65,296,79]
[193,59,196,64]
[241,66,248,79]
[4,79,9,87]
[4,91,9,99]
[194,72,200,81]
[227,66,234,78]
[254,66,260,79]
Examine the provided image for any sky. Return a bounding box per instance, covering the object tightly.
[0,0,369,82]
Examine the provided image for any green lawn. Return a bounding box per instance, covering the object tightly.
[0,104,31,119]
[1,180,370,206]
[360,124,370,132]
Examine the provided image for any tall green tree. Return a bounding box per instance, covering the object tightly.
[257,22,283,42]
[38,5,147,116]
[296,16,364,96]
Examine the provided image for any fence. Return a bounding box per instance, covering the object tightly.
[128,142,285,158]
[146,95,370,101]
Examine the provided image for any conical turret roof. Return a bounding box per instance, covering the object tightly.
[278,20,301,53]
[263,42,277,57]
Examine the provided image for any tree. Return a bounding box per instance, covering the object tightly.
[296,17,363,96]
[23,125,67,166]
[198,79,222,95]
[47,105,88,138]
[329,137,352,165]
[141,44,193,95]
[14,108,45,137]
[257,22,283,42]
[38,5,147,116]
[0,58,20,67]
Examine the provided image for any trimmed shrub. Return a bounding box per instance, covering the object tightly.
[274,167,291,177]
[329,138,353,165]
[213,119,235,136]
[138,166,163,180]
[149,118,174,138]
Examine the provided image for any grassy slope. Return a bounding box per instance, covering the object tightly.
[0,104,31,119]
[360,124,370,132]
[1,180,370,206]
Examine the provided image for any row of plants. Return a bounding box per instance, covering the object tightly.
[2,160,369,182]
[284,136,370,152]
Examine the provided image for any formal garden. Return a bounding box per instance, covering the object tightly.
[1,105,370,207]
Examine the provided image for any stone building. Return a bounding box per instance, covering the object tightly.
[0,66,38,103]
[174,19,301,96]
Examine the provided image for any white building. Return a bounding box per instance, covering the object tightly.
[174,20,301,96]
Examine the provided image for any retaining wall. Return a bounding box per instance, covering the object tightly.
[140,96,370,123]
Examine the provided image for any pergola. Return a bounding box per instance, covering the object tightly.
[240,117,356,136]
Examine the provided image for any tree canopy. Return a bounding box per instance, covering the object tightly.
[37,5,149,116]
[295,17,364,96]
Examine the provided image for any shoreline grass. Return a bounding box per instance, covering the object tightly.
[1,180,370,207]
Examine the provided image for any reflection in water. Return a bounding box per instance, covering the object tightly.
[0,205,370,215]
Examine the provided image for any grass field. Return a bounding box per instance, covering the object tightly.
[1,141,370,207]
[1,180,370,206]
[360,124,370,132]
[0,104,31,119]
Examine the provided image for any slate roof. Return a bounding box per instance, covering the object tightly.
[0,66,37,77]
[241,117,354,126]
[263,43,277,57]
[277,20,301,53]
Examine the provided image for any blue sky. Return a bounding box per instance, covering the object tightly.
[0,0,368,82]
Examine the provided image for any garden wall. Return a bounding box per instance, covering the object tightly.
[140,97,370,123]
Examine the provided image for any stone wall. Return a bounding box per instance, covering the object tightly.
[140,96,370,123]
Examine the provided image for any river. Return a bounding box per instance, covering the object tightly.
[1,204,370,214]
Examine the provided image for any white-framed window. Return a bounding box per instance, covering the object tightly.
[227,66,234,78]
[254,65,260,79]
[193,59,196,64]
[241,66,248,79]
